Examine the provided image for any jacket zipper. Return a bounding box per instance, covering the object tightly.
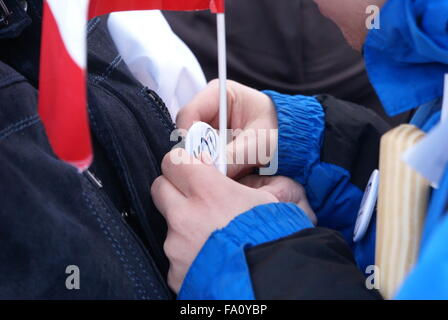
[84,170,172,298]
[118,210,172,299]
[144,88,175,131]
[91,81,169,276]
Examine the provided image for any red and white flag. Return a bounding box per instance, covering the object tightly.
[89,0,224,18]
[39,0,224,172]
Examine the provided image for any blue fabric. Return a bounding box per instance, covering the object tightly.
[307,163,375,271]
[396,167,448,299]
[178,203,314,300]
[364,0,448,116]
[421,111,442,133]
[179,0,448,296]
[354,213,377,274]
[263,91,324,184]
[179,92,374,299]
[265,91,374,270]
[306,163,362,246]
[410,98,442,132]
[393,99,445,299]
[421,167,448,254]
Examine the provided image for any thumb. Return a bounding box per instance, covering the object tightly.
[260,183,317,226]
[176,80,222,130]
[226,127,273,179]
[199,152,215,166]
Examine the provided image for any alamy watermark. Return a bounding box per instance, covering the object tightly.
[365,265,381,290]
[170,128,279,176]
[65,265,80,290]
[366,5,381,30]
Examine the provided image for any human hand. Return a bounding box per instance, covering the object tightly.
[176,80,278,179]
[239,175,317,225]
[151,149,278,293]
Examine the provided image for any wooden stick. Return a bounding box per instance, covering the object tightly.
[376,124,429,299]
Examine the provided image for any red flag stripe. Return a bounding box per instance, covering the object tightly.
[39,0,92,171]
[39,0,224,171]
[210,0,224,13]
[89,0,224,19]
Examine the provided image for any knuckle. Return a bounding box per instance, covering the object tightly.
[167,270,175,289]
[150,176,163,196]
[163,238,176,260]
[168,212,188,231]
[167,270,180,293]
[296,183,305,194]
[161,151,176,173]
[209,79,219,87]
[176,108,187,123]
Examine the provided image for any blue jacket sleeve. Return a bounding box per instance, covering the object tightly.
[178,92,387,299]
[178,203,314,300]
[264,91,363,246]
[395,165,448,299]
[263,91,390,271]
[396,214,448,300]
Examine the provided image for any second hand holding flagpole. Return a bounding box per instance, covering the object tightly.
[217,12,228,175]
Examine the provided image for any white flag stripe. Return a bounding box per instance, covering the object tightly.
[47,0,89,69]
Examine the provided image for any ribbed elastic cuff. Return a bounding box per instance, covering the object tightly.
[178,203,313,300]
[264,91,324,184]
[220,203,314,245]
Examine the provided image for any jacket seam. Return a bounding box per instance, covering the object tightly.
[87,17,101,36]
[91,55,123,84]
[0,74,26,89]
[82,181,158,299]
[0,114,40,142]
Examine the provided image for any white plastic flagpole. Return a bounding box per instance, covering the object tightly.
[217,12,228,175]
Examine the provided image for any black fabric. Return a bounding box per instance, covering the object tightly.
[0,0,41,86]
[163,0,409,126]
[0,0,174,299]
[246,227,383,300]
[86,17,176,278]
[0,0,31,39]
[317,94,391,190]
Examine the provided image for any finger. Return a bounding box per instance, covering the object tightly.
[238,175,271,189]
[161,148,227,197]
[176,80,221,130]
[248,176,301,203]
[167,268,182,294]
[290,202,317,226]
[226,124,277,179]
[177,79,239,130]
[295,198,317,226]
[255,177,317,225]
[226,132,260,179]
[199,152,214,166]
[256,183,317,225]
[151,175,186,217]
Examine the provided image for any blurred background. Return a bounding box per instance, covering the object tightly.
[164,0,410,126]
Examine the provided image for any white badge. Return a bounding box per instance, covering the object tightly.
[185,122,220,165]
[353,170,379,242]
